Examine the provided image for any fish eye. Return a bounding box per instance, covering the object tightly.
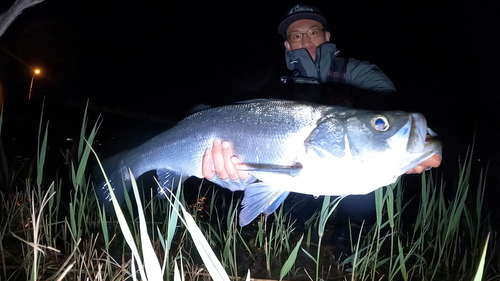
[371,115,389,132]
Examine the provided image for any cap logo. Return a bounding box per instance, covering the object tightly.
[289,4,314,15]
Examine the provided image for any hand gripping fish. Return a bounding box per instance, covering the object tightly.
[93,100,442,226]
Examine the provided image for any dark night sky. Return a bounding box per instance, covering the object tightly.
[0,0,499,167]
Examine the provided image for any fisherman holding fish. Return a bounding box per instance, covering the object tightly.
[202,4,441,189]
[277,4,396,108]
[92,4,443,226]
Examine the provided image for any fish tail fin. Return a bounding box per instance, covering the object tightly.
[93,151,130,214]
[239,182,290,227]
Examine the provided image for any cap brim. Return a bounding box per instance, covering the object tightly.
[278,13,327,38]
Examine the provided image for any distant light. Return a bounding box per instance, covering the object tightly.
[29,68,42,100]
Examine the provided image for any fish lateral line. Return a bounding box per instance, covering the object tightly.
[236,162,303,175]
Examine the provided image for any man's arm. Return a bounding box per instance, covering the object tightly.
[345,59,397,93]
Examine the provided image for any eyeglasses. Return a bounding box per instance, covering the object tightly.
[287,27,324,43]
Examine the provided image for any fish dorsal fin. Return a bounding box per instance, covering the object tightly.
[156,169,187,199]
[239,162,303,176]
[239,182,290,227]
[234,98,284,104]
[185,103,212,115]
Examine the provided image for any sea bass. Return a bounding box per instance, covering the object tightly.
[94,100,442,226]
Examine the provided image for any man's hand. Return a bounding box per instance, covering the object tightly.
[202,139,250,181]
[406,153,441,174]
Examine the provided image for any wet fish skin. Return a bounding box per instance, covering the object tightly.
[93,100,442,226]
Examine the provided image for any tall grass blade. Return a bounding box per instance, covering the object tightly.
[90,145,148,279]
[74,114,101,189]
[316,195,344,281]
[36,120,48,187]
[350,221,365,281]
[473,233,490,281]
[173,259,182,281]
[128,168,163,279]
[301,248,316,263]
[179,202,231,281]
[77,101,89,162]
[280,234,303,281]
[159,180,231,281]
[167,186,181,252]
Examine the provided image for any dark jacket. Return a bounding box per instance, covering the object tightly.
[285,43,396,93]
[283,43,396,108]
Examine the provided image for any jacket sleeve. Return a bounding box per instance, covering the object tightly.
[345,58,396,93]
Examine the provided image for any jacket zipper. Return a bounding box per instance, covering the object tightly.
[315,49,321,80]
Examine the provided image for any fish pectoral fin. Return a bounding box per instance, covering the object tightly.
[156,169,187,199]
[239,182,290,227]
[238,162,303,176]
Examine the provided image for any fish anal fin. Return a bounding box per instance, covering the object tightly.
[156,169,187,199]
[239,183,290,227]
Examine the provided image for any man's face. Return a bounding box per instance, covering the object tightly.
[284,19,331,61]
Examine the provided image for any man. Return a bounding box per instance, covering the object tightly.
[202,4,441,189]
[277,4,397,109]
[279,5,396,94]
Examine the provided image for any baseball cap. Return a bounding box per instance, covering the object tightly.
[278,4,327,39]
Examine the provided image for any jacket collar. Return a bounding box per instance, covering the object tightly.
[285,43,340,82]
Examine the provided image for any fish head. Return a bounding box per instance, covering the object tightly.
[343,110,442,172]
[304,109,442,193]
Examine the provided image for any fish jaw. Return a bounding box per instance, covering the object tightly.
[406,113,427,153]
[397,113,442,173]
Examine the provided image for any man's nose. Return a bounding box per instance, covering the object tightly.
[301,37,316,59]
[301,35,314,47]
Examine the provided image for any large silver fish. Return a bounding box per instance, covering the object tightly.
[94,100,442,226]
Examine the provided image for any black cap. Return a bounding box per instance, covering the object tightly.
[278,4,327,39]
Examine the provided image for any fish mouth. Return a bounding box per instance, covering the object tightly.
[406,113,426,153]
[407,113,443,163]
